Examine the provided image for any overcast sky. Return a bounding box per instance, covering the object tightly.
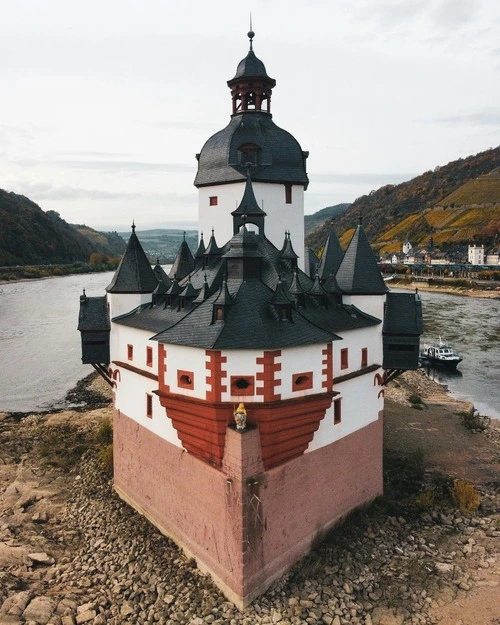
[1,0,499,232]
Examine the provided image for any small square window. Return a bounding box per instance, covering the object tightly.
[292,372,313,391]
[361,347,368,368]
[209,196,218,206]
[127,344,133,361]
[146,346,153,367]
[340,348,348,370]
[334,398,342,424]
[178,370,195,390]
[230,375,255,396]
[146,394,153,419]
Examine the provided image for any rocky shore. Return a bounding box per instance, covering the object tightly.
[0,373,499,625]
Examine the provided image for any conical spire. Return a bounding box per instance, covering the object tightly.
[335,223,388,295]
[194,273,210,303]
[279,231,299,267]
[106,224,157,294]
[317,229,344,280]
[169,233,194,281]
[232,172,266,235]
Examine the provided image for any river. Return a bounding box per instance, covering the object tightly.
[0,275,499,417]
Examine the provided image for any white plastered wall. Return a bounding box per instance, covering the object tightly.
[107,292,152,321]
[278,344,324,399]
[308,369,384,452]
[163,344,209,401]
[333,326,382,375]
[198,181,305,269]
[341,294,386,323]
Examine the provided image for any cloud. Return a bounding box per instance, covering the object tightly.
[13,181,195,204]
[50,160,193,174]
[422,109,500,127]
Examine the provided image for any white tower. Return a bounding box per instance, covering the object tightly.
[194,31,309,268]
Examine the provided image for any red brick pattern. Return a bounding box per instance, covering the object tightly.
[256,350,281,401]
[158,345,170,393]
[158,392,231,466]
[322,343,333,392]
[205,350,228,402]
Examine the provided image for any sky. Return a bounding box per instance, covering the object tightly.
[1,0,500,232]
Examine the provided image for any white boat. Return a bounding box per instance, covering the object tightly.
[421,337,463,369]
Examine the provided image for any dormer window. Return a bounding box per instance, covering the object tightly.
[215,306,224,321]
[238,143,260,167]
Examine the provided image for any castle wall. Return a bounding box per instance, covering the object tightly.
[113,408,383,608]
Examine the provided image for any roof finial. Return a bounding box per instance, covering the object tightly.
[358,212,363,226]
[183,230,186,241]
[248,14,255,51]
[131,220,136,232]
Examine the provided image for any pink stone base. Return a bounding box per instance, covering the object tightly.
[113,409,383,608]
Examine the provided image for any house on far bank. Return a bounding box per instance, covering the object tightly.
[468,244,485,266]
[78,31,423,609]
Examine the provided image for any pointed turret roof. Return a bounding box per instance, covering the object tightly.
[169,233,194,281]
[228,30,276,86]
[271,277,292,306]
[279,231,299,261]
[232,173,266,217]
[194,233,206,258]
[180,276,198,299]
[317,230,344,279]
[335,221,388,295]
[153,259,172,290]
[106,224,157,294]
[204,230,222,257]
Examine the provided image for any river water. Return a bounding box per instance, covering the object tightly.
[0,276,499,417]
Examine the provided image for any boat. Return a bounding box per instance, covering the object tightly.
[421,337,463,369]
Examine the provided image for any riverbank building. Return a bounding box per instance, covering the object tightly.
[78,31,423,609]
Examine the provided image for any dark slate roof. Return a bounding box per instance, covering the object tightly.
[232,173,266,216]
[106,227,158,294]
[383,292,423,335]
[169,238,194,281]
[153,262,172,290]
[114,227,383,347]
[229,49,275,84]
[194,113,309,188]
[317,229,344,279]
[152,280,339,350]
[279,232,299,260]
[335,224,388,295]
[305,247,319,278]
[78,294,110,331]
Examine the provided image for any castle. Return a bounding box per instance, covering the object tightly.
[78,31,422,609]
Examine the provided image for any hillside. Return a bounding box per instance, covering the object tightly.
[306,146,500,253]
[304,203,350,235]
[116,229,198,262]
[0,189,125,266]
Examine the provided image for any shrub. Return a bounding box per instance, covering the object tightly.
[95,417,113,444]
[450,479,481,514]
[414,488,436,509]
[99,444,113,472]
[460,409,487,431]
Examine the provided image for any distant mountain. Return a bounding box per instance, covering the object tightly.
[117,229,198,263]
[306,146,500,253]
[304,203,351,235]
[0,188,125,266]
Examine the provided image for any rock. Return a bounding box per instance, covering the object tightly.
[434,563,454,574]
[27,552,55,565]
[75,610,96,624]
[23,597,56,625]
[0,591,32,615]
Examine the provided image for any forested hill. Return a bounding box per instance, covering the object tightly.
[306,146,500,251]
[0,189,125,266]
